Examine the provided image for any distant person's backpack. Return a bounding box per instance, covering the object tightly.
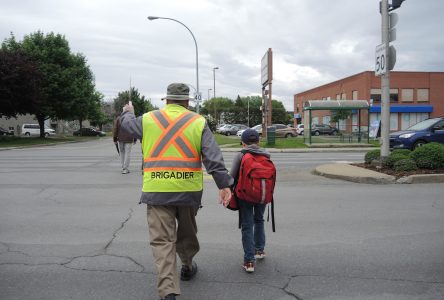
[229,150,277,231]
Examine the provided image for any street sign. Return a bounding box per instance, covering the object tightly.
[388,45,396,70]
[375,43,386,76]
[389,13,398,42]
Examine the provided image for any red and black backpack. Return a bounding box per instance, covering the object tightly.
[228,150,277,231]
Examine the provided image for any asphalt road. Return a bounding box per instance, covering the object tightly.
[0,138,443,300]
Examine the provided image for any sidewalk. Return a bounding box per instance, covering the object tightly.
[222,146,444,184]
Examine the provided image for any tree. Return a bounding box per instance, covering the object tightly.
[113,87,157,117]
[0,48,43,118]
[271,100,292,124]
[330,110,352,124]
[2,31,98,137]
[68,54,100,129]
[202,97,234,127]
[89,94,113,130]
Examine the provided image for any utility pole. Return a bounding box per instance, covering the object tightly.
[377,0,404,160]
[380,0,391,159]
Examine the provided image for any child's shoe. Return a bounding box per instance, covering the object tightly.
[242,261,255,273]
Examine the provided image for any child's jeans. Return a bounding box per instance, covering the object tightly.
[238,199,266,263]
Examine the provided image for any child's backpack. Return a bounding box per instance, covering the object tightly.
[234,152,276,205]
[230,150,277,231]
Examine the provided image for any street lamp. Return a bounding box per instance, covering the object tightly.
[213,67,219,124]
[147,16,200,113]
[212,67,219,99]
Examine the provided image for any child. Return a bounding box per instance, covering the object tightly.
[230,128,271,273]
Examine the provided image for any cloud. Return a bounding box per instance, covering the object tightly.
[1,0,443,111]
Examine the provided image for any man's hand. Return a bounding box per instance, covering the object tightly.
[123,101,134,113]
[219,187,232,207]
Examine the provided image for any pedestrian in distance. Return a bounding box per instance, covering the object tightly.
[119,83,233,300]
[113,115,136,174]
[230,128,276,273]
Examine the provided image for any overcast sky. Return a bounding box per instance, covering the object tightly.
[1,0,443,110]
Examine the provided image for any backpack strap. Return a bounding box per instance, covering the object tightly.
[271,197,275,232]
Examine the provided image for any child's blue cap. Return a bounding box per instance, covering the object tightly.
[241,129,259,143]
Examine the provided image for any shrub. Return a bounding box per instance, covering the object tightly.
[393,158,418,171]
[410,142,444,169]
[384,151,411,168]
[391,149,412,156]
[365,149,380,164]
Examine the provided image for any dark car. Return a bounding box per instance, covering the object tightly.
[311,124,339,136]
[390,117,444,150]
[0,127,14,136]
[73,127,106,137]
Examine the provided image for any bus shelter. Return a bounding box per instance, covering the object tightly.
[303,100,370,144]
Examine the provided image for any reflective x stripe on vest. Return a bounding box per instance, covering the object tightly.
[142,107,204,193]
[144,110,201,170]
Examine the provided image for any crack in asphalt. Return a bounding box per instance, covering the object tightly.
[0,208,148,274]
[104,208,134,252]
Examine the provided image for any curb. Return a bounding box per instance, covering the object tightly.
[314,163,444,184]
[220,147,375,153]
[313,164,396,184]
[396,174,444,184]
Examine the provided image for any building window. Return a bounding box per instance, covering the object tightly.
[402,89,413,102]
[336,94,341,100]
[352,90,358,100]
[390,89,399,102]
[370,88,398,102]
[390,113,398,130]
[401,113,429,129]
[370,89,381,102]
[417,89,429,102]
[341,93,346,100]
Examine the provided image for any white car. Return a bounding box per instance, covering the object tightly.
[238,124,262,137]
[21,124,56,137]
[216,124,230,134]
[296,124,304,135]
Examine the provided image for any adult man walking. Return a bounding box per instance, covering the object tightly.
[113,116,135,174]
[120,83,233,300]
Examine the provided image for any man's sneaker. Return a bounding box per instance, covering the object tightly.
[242,261,255,273]
[161,294,176,300]
[255,250,266,260]
[180,261,197,281]
[122,169,130,174]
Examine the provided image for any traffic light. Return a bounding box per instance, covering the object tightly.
[390,0,405,11]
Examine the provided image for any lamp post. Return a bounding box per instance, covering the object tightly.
[147,16,200,113]
[213,67,219,124]
[212,67,219,99]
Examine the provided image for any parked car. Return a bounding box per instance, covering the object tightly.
[220,124,248,136]
[21,124,56,137]
[390,117,444,150]
[73,127,106,137]
[238,124,263,137]
[0,126,14,136]
[296,124,304,135]
[216,124,230,134]
[272,124,297,138]
[311,124,338,136]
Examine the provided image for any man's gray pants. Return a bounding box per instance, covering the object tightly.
[118,142,133,171]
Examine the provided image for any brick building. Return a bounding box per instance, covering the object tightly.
[294,71,444,132]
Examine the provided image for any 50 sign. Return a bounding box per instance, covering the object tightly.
[375,44,386,76]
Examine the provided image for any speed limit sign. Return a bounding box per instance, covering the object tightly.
[375,44,386,76]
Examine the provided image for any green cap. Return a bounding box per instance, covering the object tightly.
[162,83,193,101]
